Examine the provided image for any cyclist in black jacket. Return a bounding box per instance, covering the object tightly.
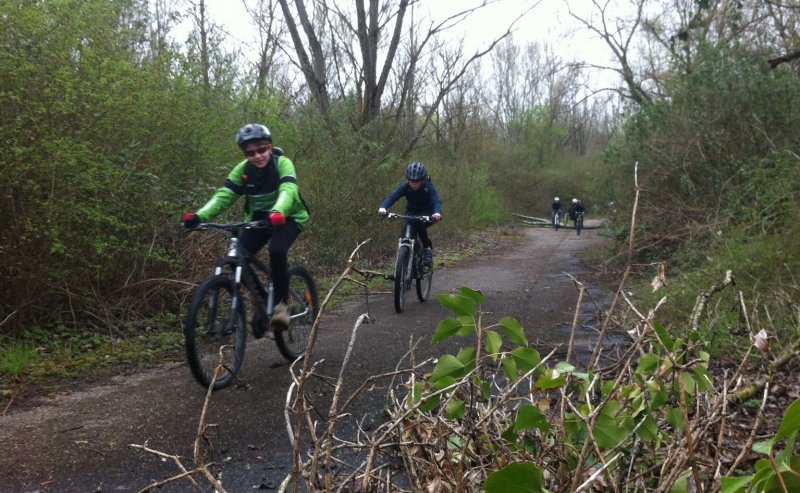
[551,197,563,226]
[378,161,442,270]
[568,198,586,226]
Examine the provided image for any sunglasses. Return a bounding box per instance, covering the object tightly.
[244,146,270,157]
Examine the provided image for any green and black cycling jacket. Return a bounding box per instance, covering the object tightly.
[195,154,310,229]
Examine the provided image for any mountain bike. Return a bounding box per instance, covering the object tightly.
[385,213,434,313]
[184,220,319,390]
[552,210,561,230]
[575,211,585,236]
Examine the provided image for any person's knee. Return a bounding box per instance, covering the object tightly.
[269,247,290,262]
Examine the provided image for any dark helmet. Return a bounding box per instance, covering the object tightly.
[236,123,272,148]
[405,161,427,181]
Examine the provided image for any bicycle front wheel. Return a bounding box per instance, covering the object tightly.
[394,245,410,312]
[276,266,320,361]
[184,274,247,390]
[576,216,584,235]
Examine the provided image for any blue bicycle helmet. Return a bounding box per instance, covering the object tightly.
[405,161,427,181]
[236,124,272,148]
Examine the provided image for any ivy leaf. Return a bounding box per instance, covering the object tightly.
[484,462,544,493]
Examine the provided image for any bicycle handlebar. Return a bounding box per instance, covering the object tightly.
[188,220,272,232]
[385,212,433,223]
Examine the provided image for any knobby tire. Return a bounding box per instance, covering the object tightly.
[275,266,319,361]
[415,252,433,302]
[394,245,410,312]
[184,274,247,390]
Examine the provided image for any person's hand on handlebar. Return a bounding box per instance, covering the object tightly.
[432,213,442,222]
[269,211,286,226]
[182,212,201,229]
[378,208,388,218]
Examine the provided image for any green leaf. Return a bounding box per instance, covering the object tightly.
[431,375,457,391]
[412,382,425,402]
[432,316,474,343]
[485,330,502,356]
[593,404,633,449]
[431,355,466,381]
[457,286,485,305]
[693,366,714,392]
[438,293,476,316]
[511,347,541,372]
[671,469,691,493]
[681,372,696,394]
[499,317,528,346]
[502,354,519,382]
[419,394,440,412]
[484,462,544,493]
[752,439,774,455]
[446,398,466,419]
[456,347,477,367]
[647,380,668,411]
[666,407,685,433]
[513,404,550,432]
[652,321,674,350]
[636,353,660,374]
[534,368,566,390]
[635,415,659,443]
[720,475,752,493]
[774,398,800,442]
[555,361,575,373]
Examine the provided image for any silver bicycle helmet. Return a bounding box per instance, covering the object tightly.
[236,124,272,148]
[405,161,427,181]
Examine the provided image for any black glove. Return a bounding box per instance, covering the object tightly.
[182,212,201,229]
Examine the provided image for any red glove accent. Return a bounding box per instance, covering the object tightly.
[269,211,286,226]
[182,212,200,228]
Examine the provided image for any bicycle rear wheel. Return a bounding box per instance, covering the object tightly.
[553,213,560,230]
[184,274,247,390]
[576,216,583,235]
[276,266,319,361]
[416,263,433,302]
[394,245,410,312]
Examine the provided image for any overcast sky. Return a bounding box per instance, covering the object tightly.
[201,0,617,62]
[185,0,624,90]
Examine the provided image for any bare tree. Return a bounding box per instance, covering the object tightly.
[276,0,536,143]
[277,0,331,118]
[243,0,289,98]
[567,0,653,106]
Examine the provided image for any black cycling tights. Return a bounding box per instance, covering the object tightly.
[240,219,301,304]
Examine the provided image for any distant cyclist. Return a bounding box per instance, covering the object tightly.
[551,197,563,228]
[377,161,442,271]
[567,198,586,227]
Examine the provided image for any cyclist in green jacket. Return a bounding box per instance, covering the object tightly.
[182,123,310,337]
